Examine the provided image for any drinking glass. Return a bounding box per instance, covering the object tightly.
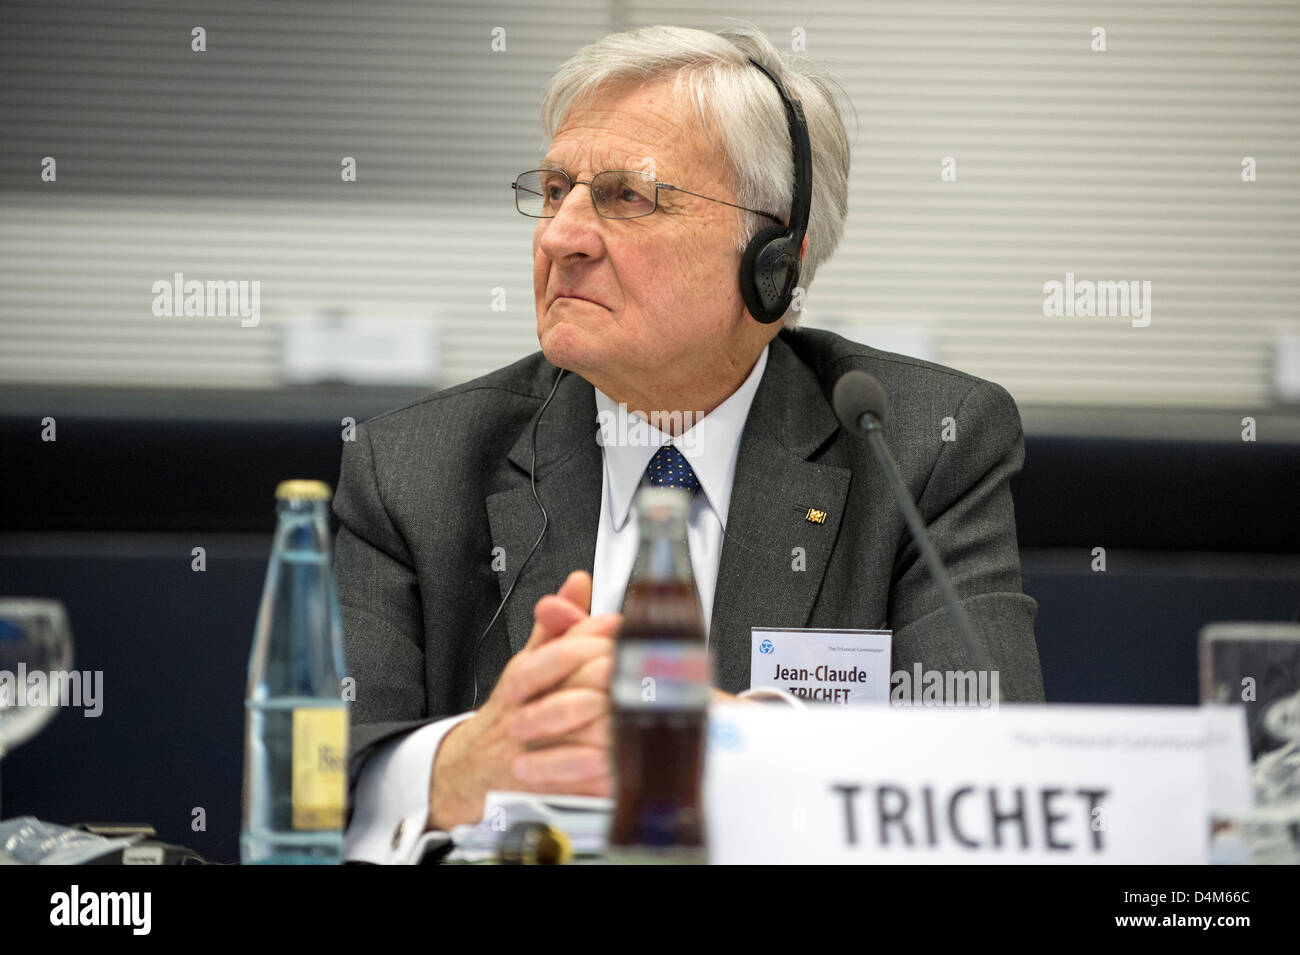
[0,598,74,818]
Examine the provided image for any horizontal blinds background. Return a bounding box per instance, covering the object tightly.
[1,0,1297,405]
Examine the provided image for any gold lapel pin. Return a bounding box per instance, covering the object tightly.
[804,508,828,525]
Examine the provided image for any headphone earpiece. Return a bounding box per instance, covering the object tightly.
[741,225,802,325]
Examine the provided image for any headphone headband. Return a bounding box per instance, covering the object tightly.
[740,57,814,324]
[746,58,812,241]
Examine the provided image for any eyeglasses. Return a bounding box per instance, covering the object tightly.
[512,168,783,223]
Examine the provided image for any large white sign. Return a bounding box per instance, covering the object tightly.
[705,704,1236,864]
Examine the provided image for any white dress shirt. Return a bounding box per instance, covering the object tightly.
[589,344,767,632]
[344,346,793,864]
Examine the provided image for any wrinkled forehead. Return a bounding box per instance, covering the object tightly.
[541,77,723,182]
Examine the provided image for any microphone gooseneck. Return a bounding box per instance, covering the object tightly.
[833,370,999,691]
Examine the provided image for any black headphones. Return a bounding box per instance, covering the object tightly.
[740,58,813,325]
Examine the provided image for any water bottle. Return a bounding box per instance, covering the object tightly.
[241,479,349,864]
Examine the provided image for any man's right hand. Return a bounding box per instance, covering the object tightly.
[426,570,619,831]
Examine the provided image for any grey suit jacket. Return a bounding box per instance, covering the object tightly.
[334,327,1045,793]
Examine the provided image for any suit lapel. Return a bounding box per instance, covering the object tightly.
[485,369,601,656]
[709,336,850,693]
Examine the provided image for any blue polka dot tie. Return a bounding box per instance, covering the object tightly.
[646,444,701,495]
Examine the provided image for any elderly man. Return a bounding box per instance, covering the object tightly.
[336,25,1044,864]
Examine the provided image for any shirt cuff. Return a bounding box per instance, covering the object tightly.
[343,711,475,864]
[737,687,807,709]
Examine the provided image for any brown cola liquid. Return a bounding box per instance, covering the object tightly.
[608,577,710,861]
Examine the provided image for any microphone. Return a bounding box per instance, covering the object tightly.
[832,370,999,688]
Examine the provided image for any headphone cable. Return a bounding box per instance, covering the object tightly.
[470,366,566,709]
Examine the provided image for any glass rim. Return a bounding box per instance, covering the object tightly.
[0,598,69,618]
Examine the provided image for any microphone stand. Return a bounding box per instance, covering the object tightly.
[858,411,999,683]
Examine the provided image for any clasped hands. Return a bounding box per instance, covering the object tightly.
[427,570,736,830]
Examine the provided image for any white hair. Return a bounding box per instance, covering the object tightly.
[540,24,852,328]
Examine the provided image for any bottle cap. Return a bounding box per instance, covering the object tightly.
[275,479,332,501]
[634,486,691,521]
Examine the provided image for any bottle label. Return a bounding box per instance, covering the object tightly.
[291,708,347,830]
[613,642,711,710]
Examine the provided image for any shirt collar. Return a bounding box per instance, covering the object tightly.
[593,344,769,532]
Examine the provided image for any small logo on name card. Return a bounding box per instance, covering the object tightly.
[759,639,775,655]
